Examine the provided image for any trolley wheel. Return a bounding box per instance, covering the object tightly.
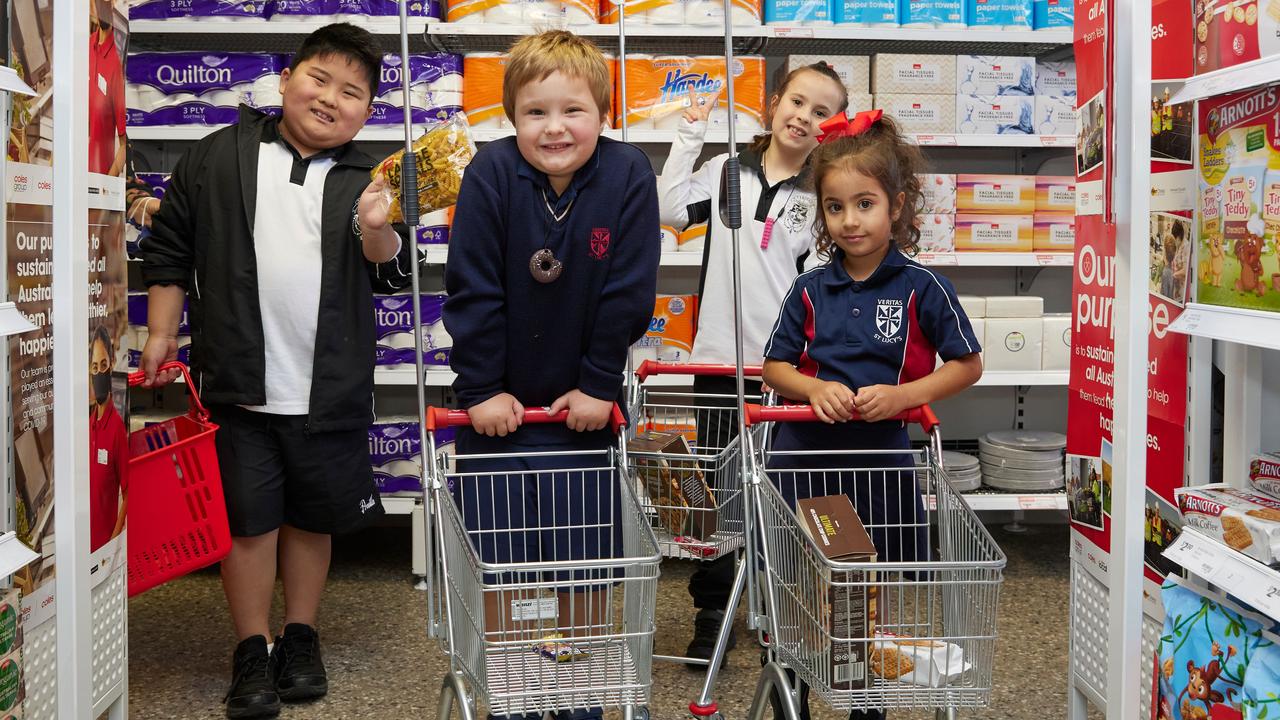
[635,707,651,720]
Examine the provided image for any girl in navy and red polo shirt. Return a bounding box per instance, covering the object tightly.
[762,111,983,720]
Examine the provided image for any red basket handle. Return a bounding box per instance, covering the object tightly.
[743,402,939,434]
[127,361,209,422]
[634,360,763,382]
[426,403,627,434]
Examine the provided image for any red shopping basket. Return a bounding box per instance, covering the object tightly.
[125,362,229,597]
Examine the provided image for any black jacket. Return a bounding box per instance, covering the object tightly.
[141,105,414,432]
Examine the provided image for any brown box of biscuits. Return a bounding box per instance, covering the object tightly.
[627,431,718,540]
[796,494,877,690]
[1175,483,1280,565]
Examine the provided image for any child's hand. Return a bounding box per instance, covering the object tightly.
[548,389,613,432]
[807,381,855,424]
[682,87,720,125]
[853,384,911,423]
[468,393,524,437]
[357,176,391,233]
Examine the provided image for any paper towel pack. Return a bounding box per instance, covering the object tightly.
[1032,0,1071,28]
[764,0,832,24]
[965,0,1032,29]
[899,0,965,27]
[830,0,899,26]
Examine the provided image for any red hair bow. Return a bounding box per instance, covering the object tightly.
[817,109,883,144]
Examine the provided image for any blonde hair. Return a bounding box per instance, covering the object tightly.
[503,31,612,122]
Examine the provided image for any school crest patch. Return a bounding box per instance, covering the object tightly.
[590,227,610,260]
[876,300,903,338]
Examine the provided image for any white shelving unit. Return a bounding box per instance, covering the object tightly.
[1170,53,1280,104]
[1169,303,1280,353]
[929,491,1067,512]
[1163,528,1280,621]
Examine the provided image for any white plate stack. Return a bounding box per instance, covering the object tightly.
[978,430,1066,491]
[942,451,982,492]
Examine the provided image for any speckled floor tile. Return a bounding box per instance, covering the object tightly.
[129,523,1097,719]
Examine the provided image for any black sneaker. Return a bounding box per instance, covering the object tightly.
[272,623,328,702]
[685,608,737,669]
[225,636,280,719]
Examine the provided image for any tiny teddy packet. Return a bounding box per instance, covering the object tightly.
[1175,484,1280,566]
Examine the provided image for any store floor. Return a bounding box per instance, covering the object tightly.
[129,522,1094,719]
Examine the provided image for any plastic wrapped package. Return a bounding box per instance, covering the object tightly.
[371,114,476,225]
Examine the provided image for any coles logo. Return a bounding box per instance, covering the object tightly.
[11,175,27,193]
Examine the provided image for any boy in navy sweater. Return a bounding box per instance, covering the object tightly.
[442,30,659,720]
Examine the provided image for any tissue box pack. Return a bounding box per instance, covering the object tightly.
[1034,95,1076,135]
[957,295,986,317]
[368,53,462,126]
[957,174,1036,213]
[1041,313,1070,371]
[872,54,956,95]
[956,94,1034,134]
[1176,484,1280,565]
[965,0,1032,29]
[830,0,899,26]
[846,92,876,113]
[956,56,1035,96]
[1035,60,1076,96]
[127,53,282,126]
[874,94,956,134]
[984,295,1043,317]
[983,316,1043,370]
[1032,0,1070,28]
[917,214,956,252]
[632,295,698,365]
[1035,176,1076,213]
[955,214,1033,251]
[796,494,876,691]
[373,293,450,366]
[899,0,965,26]
[1033,213,1075,251]
[919,174,957,214]
[787,55,870,94]
[1250,453,1280,499]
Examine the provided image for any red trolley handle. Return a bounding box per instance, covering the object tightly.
[634,360,763,383]
[743,402,940,434]
[127,361,209,422]
[425,403,627,435]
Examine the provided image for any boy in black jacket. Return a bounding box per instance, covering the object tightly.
[442,30,659,720]
[140,24,413,719]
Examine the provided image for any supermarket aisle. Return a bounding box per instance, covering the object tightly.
[128,522,1081,719]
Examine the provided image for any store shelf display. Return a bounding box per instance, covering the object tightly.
[1163,528,1280,621]
[1168,303,1280,352]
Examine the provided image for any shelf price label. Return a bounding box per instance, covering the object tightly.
[771,27,814,37]
[1018,495,1059,510]
[919,252,958,266]
[916,135,958,146]
[1165,535,1219,578]
[1175,308,1205,334]
[1039,135,1068,147]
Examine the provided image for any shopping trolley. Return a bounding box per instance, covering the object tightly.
[424,404,662,720]
[741,404,1007,720]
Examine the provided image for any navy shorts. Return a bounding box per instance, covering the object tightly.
[452,429,623,587]
[210,405,384,537]
[766,422,930,564]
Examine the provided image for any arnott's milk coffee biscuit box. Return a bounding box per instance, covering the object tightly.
[1175,483,1280,565]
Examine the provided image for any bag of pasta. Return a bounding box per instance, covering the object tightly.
[371,112,475,224]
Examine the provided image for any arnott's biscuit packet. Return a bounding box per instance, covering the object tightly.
[371,112,475,224]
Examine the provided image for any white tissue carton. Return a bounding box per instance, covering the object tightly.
[873,635,971,688]
[1035,60,1077,97]
[955,56,1036,96]
[957,295,986,318]
[984,317,1043,371]
[1041,313,1071,371]
[1034,95,1077,136]
[872,54,956,95]
[956,94,1034,135]
[874,94,956,134]
[984,295,1044,318]
[788,55,870,94]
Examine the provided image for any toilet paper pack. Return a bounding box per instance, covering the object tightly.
[187,0,272,19]
[1033,213,1075,251]
[956,95,1034,135]
[919,174,957,213]
[273,0,340,16]
[956,56,1035,96]
[1034,95,1076,135]
[373,294,451,366]
[369,420,454,494]
[787,55,871,94]
[1032,0,1070,28]
[955,214,1034,251]
[685,0,763,26]
[356,0,441,16]
[872,54,957,95]
[369,54,463,126]
[764,0,832,25]
[1035,60,1076,96]
[917,214,956,252]
[964,0,1032,29]
[1041,313,1071,371]
[899,0,965,26]
[462,53,509,128]
[135,172,171,198]
[417,208,453,245]
[831,0,899,26]
[128,292,190,335]
[127,53,282,126]
[874,94,956,134]
[678,224,707,253]
[634,295,699,365]
[983,316,1043,371]
[957,174,1036,213]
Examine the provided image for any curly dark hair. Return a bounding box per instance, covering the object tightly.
[808,114,926,261]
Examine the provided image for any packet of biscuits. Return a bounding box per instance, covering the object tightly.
[1249,452,1280,500]
[371,112,476,224]
[1175,483,1280,566]
[870,633,969,687]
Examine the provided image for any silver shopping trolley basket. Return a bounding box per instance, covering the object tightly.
[424,404,662,720]
[740,403,1006,720]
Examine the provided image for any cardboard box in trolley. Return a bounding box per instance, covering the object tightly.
[627,431,718,540]
[796,494,877,691]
